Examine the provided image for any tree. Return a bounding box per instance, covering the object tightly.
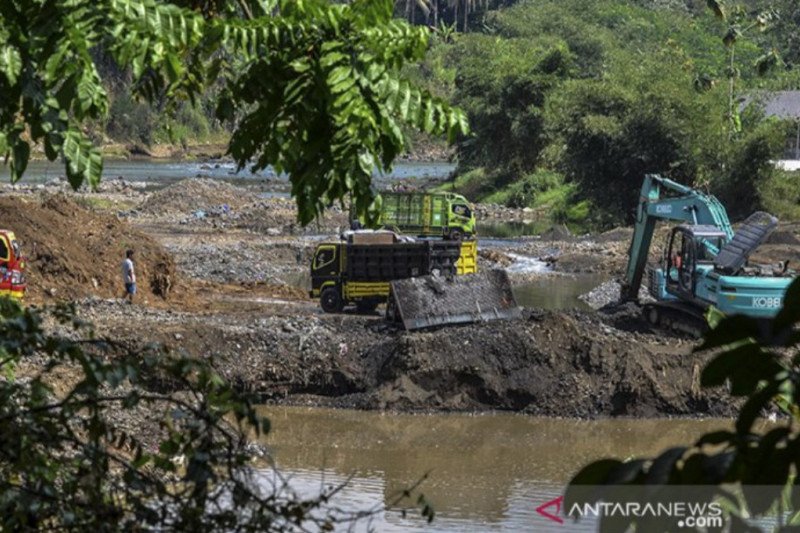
[705,0,781,135]
[0,299,435,530]
[0,0,468,225]
[452,36,573,183]
[567,277,800,531]
[0,0,463,527]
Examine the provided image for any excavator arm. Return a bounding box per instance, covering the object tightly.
[620,174,733,301]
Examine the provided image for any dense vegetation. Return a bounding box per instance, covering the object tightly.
[0,0,466,224]
[418,0,800,228]
[53,0,800,229]
[0,0,459,527]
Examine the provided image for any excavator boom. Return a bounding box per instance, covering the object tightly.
[621,174,732,300]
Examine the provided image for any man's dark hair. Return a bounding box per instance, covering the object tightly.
[126,249,134,259]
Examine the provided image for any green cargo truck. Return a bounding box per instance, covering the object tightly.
[355,192,476,240]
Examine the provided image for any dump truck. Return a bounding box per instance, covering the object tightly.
[310,235,467,312]
[0,230,26,299]
[354,191,476,240]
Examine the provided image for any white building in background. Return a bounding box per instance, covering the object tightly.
[742,91,800,170]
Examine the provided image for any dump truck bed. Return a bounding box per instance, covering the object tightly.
[345,241,462,281]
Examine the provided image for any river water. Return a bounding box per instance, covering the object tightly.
[0,159,455,186]
[255,407,740,532]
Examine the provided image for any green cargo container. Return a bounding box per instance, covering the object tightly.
[375,192,475,240]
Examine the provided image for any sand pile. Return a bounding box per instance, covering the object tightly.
[0,194,175,302]
[139,179,257,215]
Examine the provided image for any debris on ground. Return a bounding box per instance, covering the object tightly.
[139,178,258,215]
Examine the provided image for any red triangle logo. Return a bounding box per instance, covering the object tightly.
[536,495,564,524]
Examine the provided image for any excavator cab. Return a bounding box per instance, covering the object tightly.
[663,225,726,301]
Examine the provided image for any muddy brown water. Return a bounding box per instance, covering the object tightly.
[512,274,608,310]
[256,406,746,532]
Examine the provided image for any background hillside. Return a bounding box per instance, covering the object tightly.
[98,0,800,227]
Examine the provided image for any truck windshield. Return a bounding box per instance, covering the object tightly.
[452,204,471,219]
[314,248,335,269]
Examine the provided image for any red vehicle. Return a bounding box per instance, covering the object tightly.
[0,231,26,299]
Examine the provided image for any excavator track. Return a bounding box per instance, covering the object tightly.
[642,301,708,338]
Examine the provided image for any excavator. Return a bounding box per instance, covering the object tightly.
[621,174,794,336]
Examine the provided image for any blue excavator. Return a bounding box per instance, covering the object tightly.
[621,174,795,335]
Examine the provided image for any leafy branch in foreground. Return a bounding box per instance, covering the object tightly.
[0,298,429,530]
[0,0,468,224]
[566,277,800,531]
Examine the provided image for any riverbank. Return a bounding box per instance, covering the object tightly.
[6,174,792,418]
[29,136,453,164]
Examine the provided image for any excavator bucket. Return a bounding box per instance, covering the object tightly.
[386,269,522,330]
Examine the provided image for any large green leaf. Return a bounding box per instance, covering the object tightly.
[701,343,782,396]
[0,46,22,85]
[9,140,30,183]
[62,130,103,190]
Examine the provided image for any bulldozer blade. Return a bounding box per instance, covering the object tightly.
[387,269,521,330]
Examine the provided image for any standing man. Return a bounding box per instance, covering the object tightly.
[122,249,136,303]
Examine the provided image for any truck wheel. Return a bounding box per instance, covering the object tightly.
[320,287,344,313]
[448,229,463,241]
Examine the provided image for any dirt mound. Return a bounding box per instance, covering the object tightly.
[597,227,633,243]
[139,179,257,215]
[108,307,735,418]
[233,199,346,235]
[540,224,573,241]
[767,230,800,246]
[0,194,175,302]
[346,311,730,417]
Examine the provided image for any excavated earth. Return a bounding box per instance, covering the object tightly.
[6,176,793,418]
[73,300,730,418]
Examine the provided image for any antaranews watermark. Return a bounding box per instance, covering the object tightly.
[534,485,781,530]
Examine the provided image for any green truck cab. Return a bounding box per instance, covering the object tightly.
[356,192,476,240]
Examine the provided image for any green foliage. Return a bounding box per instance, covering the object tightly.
[0,0,468,226]
[0,299,291,529]
[567,276,800,530]
[436,166,494,199]
[0,298,431,530]
[106,90,158,145]
[451,35,573,179]
[484,170,564,208]
[713,117,789,219]
[761,169,800,221]
[434,0,792,227]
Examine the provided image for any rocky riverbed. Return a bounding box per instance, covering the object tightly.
[4,174,794,418]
